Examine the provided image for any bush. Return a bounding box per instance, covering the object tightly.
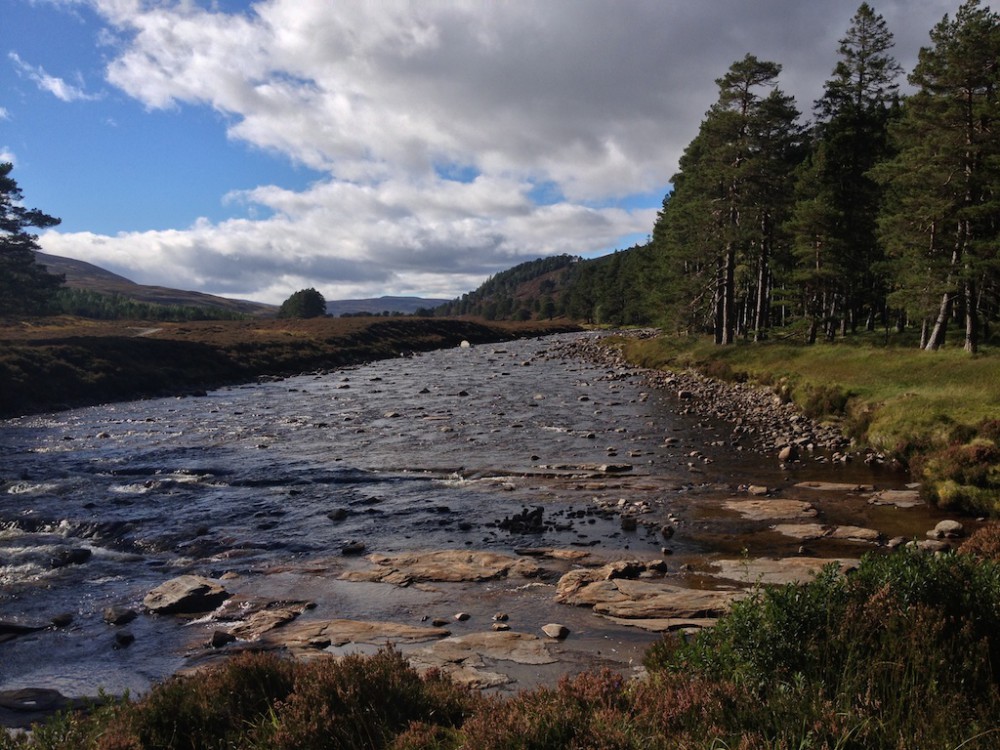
[918,439,1000,514]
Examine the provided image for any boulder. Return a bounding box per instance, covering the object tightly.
[103,607,137,626]
[932,519,965,539]
[723,499,817,521]
[541,623,570,640]
[143,575,230,615]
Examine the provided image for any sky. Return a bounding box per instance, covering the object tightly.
[2,0,961,305]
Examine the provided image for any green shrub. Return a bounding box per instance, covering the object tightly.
[918,439,1000,514]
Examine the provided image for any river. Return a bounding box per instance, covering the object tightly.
[0,332,945,708]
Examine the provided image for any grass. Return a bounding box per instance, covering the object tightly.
[7,541,1000,749]
[620,332,1000,516]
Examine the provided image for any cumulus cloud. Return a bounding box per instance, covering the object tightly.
[42,0,957,303]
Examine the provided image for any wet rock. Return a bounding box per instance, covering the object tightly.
[0,621,46,644]
[454,612,471,622]
[143,575,231,615]
[795,481,874,492]
[498,507,545,533]
[778,445,799,462]
[409,631,556,688]
[771,523,828,541]
[828,526,881,544]
[49,547,92,569]
[327,508,350,522]
[113,631,135,649]
[620,516,638,532]
[541,623,570,640]
[0,688,102,729]
[341,541,367,556]
[261,619,451,652]
[215,599,313,641]
[340,550,542,585]
[103,607,138,626]
[710,557,858,586]
[868,488,922,508]
[911,539,950,553]
[931,519,965,539]
[723,499,817,521]
[50,613,74,628]
[210,630,237,648]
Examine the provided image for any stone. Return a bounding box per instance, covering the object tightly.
[828,526,881,544]
[261,619,451,652]
[113,631,135,648]
[103,607,137,626]
[210,630,237,648]
[454,612,471,622]
[933,519,965,539]
[492,622,510,632]
[49,547,92,569]
[747,485,769,496]
[723,499,817,521]
[340,550,542,585]
[771,523,828,541]
[50,613,74,628]
[143,575,230,615]
[868,489,922,508]
[710,557,858,586]
[541,623,570,639]
[409,631,556,688]
[778,445,798,462]
[341,541,366,556]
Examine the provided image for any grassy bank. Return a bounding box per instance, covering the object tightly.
[6,531,1000,749]
[619,334,1000,516]
[0,316,580,418]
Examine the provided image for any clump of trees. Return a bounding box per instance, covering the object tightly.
[0,162,64,315]
[277,288,327,318]
[653,0,1000,353]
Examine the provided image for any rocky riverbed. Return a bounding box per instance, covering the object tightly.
[0,331,967,727]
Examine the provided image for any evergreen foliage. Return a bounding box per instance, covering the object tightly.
[277,288,327,319]
[0,162,64,315]
[52,288,247,321]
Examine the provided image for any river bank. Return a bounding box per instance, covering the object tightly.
[1,331,962,731]
[0,316,580,418]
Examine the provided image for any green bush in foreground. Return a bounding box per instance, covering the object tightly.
[7,549,1000,750]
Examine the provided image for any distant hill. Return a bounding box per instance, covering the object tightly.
[433,246,660,327]
[35,251,276,317]
[326,295,449,316]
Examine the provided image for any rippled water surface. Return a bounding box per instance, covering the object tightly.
[0,333,937,699]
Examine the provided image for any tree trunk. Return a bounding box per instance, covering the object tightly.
[964,277,978,354]
[924,291,952,351]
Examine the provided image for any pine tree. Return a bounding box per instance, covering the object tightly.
[790,3,901,343]
[0,162,64,315]
[875,0,1000,352]
[653,55,801,343]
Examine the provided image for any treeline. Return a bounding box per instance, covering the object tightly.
[52,288,247,322]
[653,0,1000,352]
[433,254,576,319]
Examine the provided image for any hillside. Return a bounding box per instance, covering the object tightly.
[35,251,276,317]
[326,295,449,316]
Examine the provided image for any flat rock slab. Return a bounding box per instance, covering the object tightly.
[592,583,744,620]
[868,489,922,508]
[722,499,817,521]
[771,523,828,540]
[602,616,719,633]
[143,575,230,615]
[213,598,313,641]
[794,481,874,492]
[340,550,542,585]
[261,619,451,652]
[0,688,104,730]
[827,526,881,544]
[409,631,557,689]
[710,557,859,586]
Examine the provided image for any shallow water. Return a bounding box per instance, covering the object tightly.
[0,333,942,699]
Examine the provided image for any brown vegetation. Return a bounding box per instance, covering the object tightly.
[0,316,580,418]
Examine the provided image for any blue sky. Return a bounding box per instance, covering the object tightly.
[3,0,957,304]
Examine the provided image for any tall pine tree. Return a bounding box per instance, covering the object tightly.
[790,3,901,343]
[875,0,1000,352]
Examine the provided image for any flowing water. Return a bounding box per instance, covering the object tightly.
[0,333,945,702]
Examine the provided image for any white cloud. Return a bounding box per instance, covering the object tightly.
[41,0,957,303]
[0,107,9,120]
[8,52,100,103]
[0,148,16,165]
